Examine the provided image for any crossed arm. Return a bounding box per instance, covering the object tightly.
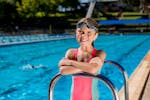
[58,49,106,75]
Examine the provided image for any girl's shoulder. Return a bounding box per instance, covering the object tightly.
[96,49,105,54]
[95,49,106,61]
[65,48,77,59]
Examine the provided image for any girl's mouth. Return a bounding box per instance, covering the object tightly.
[81,39,88,43]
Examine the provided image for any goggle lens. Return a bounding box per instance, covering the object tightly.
[76,22,98,32]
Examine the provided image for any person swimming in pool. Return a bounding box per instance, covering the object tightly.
[22,64,44,70]
[59,18,106,100]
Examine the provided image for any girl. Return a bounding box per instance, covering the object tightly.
[59,18,106,100]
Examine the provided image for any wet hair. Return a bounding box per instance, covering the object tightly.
[77,17,99,30]
[77,18,99,47]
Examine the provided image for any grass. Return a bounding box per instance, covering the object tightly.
[106,12,149,16]
[68,11,149,22]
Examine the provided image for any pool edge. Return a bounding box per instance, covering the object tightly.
[119,50,150,100]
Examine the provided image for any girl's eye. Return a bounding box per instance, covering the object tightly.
[78,30,82,33]
[79,30,82,33]
[87,32,92,36]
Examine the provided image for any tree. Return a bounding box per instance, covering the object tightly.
[0,0,18,19]
[60,0,80,11]
[16,0,66,18]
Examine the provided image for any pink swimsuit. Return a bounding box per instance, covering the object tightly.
[71,48,99,100]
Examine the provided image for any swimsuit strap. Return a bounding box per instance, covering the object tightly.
[91,48,97,58]
[88,48,97,62]
[72,49,78,60]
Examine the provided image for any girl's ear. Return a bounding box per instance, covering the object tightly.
[93,33,98,41]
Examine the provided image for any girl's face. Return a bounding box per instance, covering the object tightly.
[75,25,98,46]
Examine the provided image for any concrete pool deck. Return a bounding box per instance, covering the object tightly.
[119,50,150,100]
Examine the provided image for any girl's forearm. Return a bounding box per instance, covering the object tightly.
[70,60,98,75]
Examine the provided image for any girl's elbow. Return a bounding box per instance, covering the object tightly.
[89,65,102,75]
[88,68,98,75]
[59,68,67,75]
[88,59,104,75]
[59,67,72,75]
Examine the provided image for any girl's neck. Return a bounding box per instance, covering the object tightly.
[79,45,94,53]
[77,46,95,62]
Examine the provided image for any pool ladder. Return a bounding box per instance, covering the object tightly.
[48,60,129,100]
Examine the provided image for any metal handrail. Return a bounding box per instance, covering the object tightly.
[104,60,129,100]
[48,74,62,100]
[48,73,120,100]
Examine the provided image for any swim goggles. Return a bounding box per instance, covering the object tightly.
[76,21,98,32]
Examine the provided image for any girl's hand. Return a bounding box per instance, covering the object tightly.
[59,58,72,67]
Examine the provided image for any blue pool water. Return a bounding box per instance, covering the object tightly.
[0,34,150,100]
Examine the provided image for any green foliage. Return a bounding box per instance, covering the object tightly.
[0,0,15,4]
[0,0,18,19]
[60,0,79,8]
[16,0,38,18]
[0,0,80,19]
[0,0,149,19]
[15,0,71,18]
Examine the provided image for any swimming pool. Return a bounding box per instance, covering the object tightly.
[0,34,150,100]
